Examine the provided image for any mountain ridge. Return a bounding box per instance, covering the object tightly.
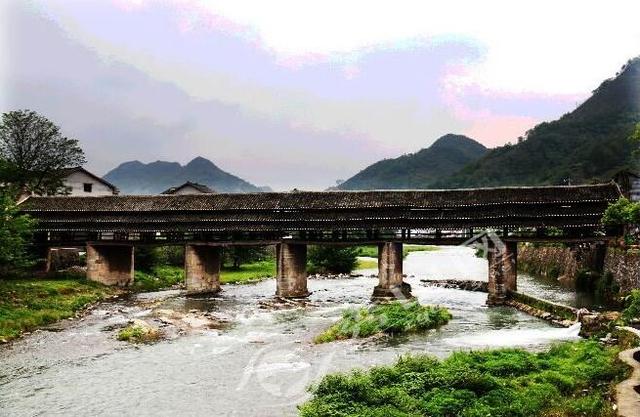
[434,57,640,188]
[103,157,265,194]
[337,134,488,190]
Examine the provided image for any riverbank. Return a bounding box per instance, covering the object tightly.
[300,339,630,417]
[0,274,122,342]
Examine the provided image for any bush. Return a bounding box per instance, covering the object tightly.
[224,246,272,269]
[300,340,627,417]
[621,290,640,324]
[308,246,358,274]
[133,266,184,292]
[0,191,35,274]
[314,301,452,343]
[602,197,640,225]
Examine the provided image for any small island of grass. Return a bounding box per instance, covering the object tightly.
[314,301,452,344]
[117,322,161,343]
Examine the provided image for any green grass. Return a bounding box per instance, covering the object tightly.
[314,301,452,344]
[133,265,185,292]
[300,340,629,417]
[0,274,118,341]
[221,260,275,284]
[357,245,439,259]
[133,261,277,289]
[356,258,377,269]
[117,323,160,343]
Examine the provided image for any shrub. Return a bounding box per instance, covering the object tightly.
[308,246,359,274]
[602,197,640,225]
[621,290,640,324]
[0,191,35,274]
[133,266,184,292]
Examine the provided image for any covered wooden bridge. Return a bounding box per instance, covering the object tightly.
[19,183,622,303]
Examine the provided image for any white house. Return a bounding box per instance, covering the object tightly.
[61,167,119,196]
[613,170,640,202]
[161,182,215,195]
[632,177,640,202]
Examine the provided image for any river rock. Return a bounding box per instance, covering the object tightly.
[579,312,621,338]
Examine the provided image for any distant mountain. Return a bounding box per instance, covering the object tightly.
[434,57,640,188]
[337,134,488,190]
[103,156,263,194]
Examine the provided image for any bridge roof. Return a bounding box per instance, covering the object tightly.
[20,183,621,212]
[19,183,622,234]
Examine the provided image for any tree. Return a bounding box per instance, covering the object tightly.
[631,123,640,164]
[224,246,271,269]
[308,246,358,274]
[0,110,86,195]
[0,191,35,274]
[602,197,640,225]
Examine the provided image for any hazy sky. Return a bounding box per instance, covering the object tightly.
[1,0,640,190]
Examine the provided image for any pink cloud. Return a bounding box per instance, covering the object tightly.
[465,115,539,148]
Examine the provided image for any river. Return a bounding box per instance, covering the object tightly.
[0,246,581,417]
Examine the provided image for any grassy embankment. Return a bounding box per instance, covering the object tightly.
[0,245,439,341]
[314,301,452,344]
[0,273,120,342]
[357,245,439,259]
[300,340,630,417]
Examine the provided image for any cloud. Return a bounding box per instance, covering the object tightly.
[3,0,638,190]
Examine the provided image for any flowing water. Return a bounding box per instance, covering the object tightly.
[0,246,581,417]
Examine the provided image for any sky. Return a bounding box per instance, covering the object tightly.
[1,0,640,190]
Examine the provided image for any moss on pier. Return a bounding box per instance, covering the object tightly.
[300,340,629,417]
[314,301,452,344]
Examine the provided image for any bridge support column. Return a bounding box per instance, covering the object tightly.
[373,242,412,300]
[487,241,517,305]
[86,244,134,286]
[276,243,310,298]
[185,244,222,294]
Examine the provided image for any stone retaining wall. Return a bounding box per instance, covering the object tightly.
[518,244,605,287]
[604,248,640,294]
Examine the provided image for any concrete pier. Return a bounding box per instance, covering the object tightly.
[275,243,309,298]
[372,242,412,300]
[487,241,517,305]
[185,244,222,294]
[86,244,134,286]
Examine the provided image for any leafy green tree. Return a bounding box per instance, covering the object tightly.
[0,191,35,274]
[0,110,86,195]
[308,246,358,274]
[224,246,271,269]
[602,197,640,225]
[631,123,640,164]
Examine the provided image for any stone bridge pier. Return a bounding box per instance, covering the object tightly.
[487,241,517,305]
[373,242,412,300]
[276,243,310,298]
[185,244,222,294]
[86,244,134,286]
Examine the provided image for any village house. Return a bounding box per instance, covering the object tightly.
[61,167,119,196]
[161,181,215,195]
[613,170,640,202]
